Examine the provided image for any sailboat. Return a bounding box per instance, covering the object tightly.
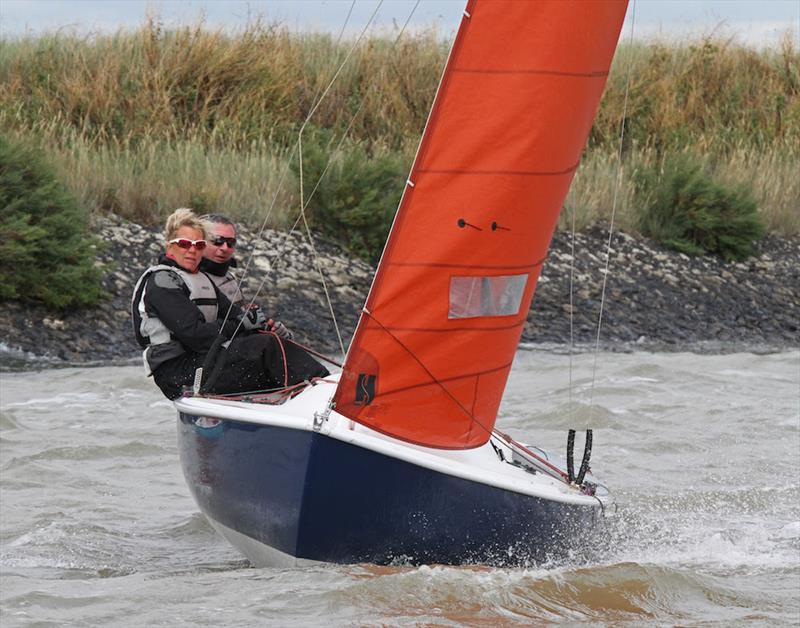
[174,0,628,567]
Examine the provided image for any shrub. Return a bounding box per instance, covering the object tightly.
[634,154,765,261]
[0,135,104,308]
[293,128,408,263]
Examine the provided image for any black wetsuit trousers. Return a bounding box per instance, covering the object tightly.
[152,333,329,400]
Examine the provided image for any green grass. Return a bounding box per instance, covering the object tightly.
[563,141,799,236]
[633,153,765,261]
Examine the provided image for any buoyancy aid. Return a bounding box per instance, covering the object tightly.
[208,270,245,307]
[200,258,245,307]
[131,264,219,375]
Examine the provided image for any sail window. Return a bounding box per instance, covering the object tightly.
[448,274,528,319]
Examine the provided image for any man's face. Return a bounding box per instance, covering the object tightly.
[204,222,237,264]
[167,226,205,272]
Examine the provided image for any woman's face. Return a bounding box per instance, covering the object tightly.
[166,226,205,272]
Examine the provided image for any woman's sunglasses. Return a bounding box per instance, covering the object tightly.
[210,236,237,248]
[169,238,207,251]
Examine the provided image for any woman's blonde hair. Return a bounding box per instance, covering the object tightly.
[164,208,208,241]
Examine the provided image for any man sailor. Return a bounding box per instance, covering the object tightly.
[200,213,292,340]
[131,208,327,400]
[198,214,245,306]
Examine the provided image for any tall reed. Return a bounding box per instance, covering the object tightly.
[564,140,799,236]
[1,20,797,234]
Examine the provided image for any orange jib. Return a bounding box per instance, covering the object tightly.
[333,0,629,449]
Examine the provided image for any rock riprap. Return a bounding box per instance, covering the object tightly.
[0,215,797,365]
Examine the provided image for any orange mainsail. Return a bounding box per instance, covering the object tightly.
[333,0,628,449]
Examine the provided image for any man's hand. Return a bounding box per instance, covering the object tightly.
[267,319,294,340]
[242,305,268,330]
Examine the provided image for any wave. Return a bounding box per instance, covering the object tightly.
[320,560,788,625]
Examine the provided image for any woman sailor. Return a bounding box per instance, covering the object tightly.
[131,208,327,399]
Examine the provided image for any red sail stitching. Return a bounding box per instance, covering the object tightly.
[417,162,580,177]
[452,68,610,78]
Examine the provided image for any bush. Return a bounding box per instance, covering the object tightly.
[0,135,104,308]
[634,155,765,261]
[293,128,408,263]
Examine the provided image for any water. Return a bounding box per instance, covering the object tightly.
[1,350,798,626]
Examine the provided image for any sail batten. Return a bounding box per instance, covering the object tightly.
[333,0,628,449]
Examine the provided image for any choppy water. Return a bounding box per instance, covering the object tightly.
[1,350,798,626]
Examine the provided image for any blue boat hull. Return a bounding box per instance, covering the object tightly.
[177,413,601,566]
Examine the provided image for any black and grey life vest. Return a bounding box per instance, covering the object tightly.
[131,264,219,375]
[208,270,245,307]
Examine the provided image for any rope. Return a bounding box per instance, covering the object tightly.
[200,376,334,401]
[285,338,344,369]
[493,430,571,483]
[258,329,289,387]
[567,168,578,483]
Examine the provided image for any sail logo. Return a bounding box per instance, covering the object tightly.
[355,374,377,405]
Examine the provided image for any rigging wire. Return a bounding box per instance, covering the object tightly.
[295,0,424,361]
[242,0,358,229]
[336,0,358,44]
[567,165,578,482]
[210,1,361,336]
[298,135,347,359]
[360,309,571,483]
[219,0,419,361]
[585,0,637,424]
[231,0,423,352]
[218,1,385,341]
[565,0,636,485]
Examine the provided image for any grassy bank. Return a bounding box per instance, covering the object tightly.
[1,20,798,236]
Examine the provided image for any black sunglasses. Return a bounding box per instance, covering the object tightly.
[210,236,237,248]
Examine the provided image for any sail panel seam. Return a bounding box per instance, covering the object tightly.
[387,257,546,271]
[417,163,579,176]
[363,362,512,401]
[348,309,507,447]
[358,1,474,312]
[369,321,525,333]
[452,68,610,78]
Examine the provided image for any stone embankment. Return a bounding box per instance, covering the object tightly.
[0,213,797,367]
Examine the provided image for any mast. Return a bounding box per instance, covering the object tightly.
[333,0,629,449]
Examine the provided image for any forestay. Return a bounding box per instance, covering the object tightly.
[333,0,628,449]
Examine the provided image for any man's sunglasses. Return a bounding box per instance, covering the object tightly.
[169,238,207,251]
[210,236,237,248]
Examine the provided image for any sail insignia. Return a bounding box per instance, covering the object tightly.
[354,374,377,406]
